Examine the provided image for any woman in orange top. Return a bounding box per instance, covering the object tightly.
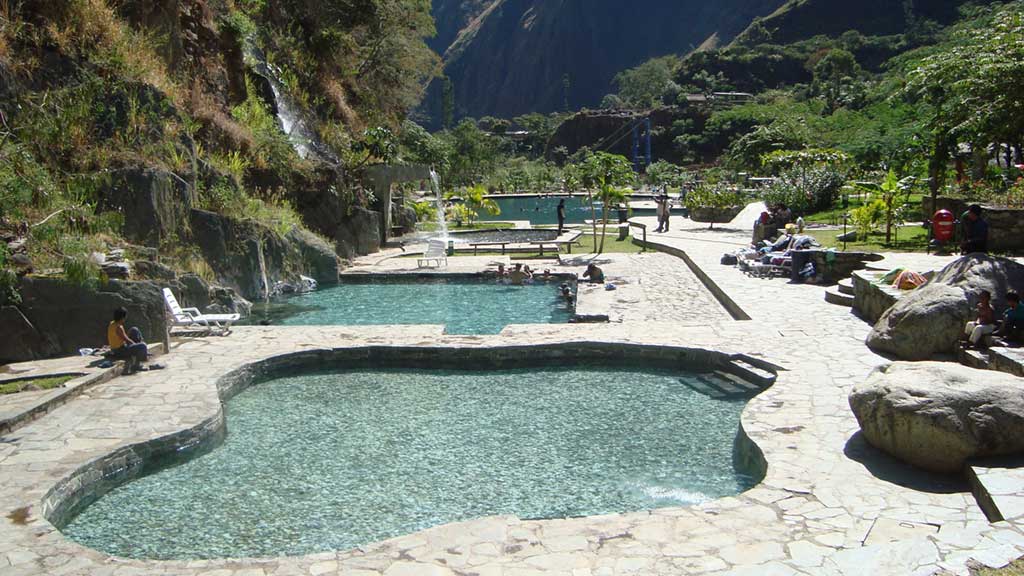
[108,307,148,373]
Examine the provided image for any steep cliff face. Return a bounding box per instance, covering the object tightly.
[428,0,495,55]
[424,0,786,123]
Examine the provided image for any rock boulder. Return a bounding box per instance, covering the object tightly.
[286,228,340,284]
[336,207,381,260]
[97,166,193,247]
[850,362,1024,473]
[0,306,56,364]
[867,255,1024,360]
[10,277,168,362]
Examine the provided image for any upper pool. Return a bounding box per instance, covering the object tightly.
[477,195,601,226]
[250,277,573,335]
[60,365,760,559]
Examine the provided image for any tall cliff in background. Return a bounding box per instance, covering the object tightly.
[420,0,787,125]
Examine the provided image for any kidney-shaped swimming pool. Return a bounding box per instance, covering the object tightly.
[60,365,762,559]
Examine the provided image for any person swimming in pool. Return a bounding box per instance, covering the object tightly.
[508,263,529,285]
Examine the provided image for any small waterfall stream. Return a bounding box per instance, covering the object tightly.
[244,43,323,161]
[430,170,448,239]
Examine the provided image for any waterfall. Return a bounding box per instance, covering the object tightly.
[256,234,270,304]
[430,169,448,239]
[244,44,322,161]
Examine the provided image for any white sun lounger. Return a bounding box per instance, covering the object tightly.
[417,239,448,268]
[163,288,239,335]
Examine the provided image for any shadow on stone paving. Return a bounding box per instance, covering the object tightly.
[844,432,968,494]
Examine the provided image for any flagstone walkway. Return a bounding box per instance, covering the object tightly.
[1,217,1022,575]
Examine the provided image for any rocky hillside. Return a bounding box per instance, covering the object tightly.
[733,0,997,46]
[421,0,787,124]
[0,0,435,362]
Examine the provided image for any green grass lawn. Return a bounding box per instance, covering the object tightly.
[804,225,930,253]
[417,221,515,232]
[803,193,926,226]
[569,233,642,254]
[0,374,77,395]
[975,560,1024,575]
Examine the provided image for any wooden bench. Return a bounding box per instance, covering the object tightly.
[469,241,512,255]
[529,240,584,256]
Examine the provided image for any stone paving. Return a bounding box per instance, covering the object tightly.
[2,217,1024,575]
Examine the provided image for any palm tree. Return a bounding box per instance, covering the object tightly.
[579,152,635,254]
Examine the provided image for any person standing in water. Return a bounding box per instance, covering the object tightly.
[557,198,566,235]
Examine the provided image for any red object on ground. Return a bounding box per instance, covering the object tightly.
[932,209,956,242]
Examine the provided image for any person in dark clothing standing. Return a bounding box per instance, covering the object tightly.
[961,204,989,254]
[556,198,566,235]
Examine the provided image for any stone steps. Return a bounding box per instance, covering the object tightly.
[967,458,1024,523]
[958,347,991,370]
[824,286,854,307]
[837,278,855,295]
[680,358,777,400]
[724,355,778,388]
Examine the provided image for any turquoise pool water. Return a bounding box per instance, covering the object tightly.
[61,367,758,559]
[252,278,572,335]
[478,195,601,225]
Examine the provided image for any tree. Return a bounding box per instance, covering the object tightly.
[811,49,862,113]
[577,152,635,253]
[442,75,455,130]
[645,160,688,191]
[611,56,679,109]
[903,4,1024,200]
[855,169,915,245]
[351,126,398,166]
[460,184,500,224]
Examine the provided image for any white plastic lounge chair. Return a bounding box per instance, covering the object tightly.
[417,239,448,268]
[163,288,239,335]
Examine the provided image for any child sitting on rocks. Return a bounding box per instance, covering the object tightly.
[962,290,996,349]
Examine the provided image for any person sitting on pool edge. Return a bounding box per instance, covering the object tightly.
[582,263,605,284]
[107,307,149,374]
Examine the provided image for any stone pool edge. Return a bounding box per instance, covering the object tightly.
[40,341,776,564]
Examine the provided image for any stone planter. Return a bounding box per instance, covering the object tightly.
[688,206,743,224]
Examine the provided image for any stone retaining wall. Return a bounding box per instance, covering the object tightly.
[852,270,902,323]
[922,197,1024,252]
[790,250,885,284]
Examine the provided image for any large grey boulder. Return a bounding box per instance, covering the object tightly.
[850,362,1024,473]
[867,255,1024,360]
[0,306,56,364]
[97,167,193,247]
[10,277,168,362]
[335,207,381,260]
[287,228,340,284]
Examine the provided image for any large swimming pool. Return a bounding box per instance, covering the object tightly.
[61,366,759,559]
[250,277,573,335]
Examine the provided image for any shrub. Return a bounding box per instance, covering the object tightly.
[850,199,886,240]
[62,256,100,289]
[763,164,848,215]
[0,244,20,306]
[412,201,437,223]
